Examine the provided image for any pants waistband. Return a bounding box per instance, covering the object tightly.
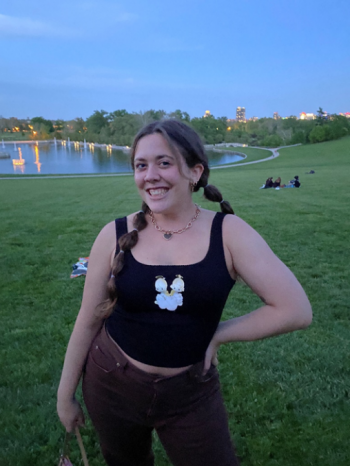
[99,324,208,384]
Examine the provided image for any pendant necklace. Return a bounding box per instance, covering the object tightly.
[149,204,201,240]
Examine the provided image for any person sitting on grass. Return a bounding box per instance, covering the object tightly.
[283,176,300,188]
[263,177,274,188]
[272,177,281,188]
[293,176,301,187]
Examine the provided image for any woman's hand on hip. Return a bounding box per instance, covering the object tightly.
[203,337,220,375]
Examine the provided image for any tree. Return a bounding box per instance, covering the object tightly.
[329,115,349,140]
[86,110,109,133]
[73,118,85,133]
[0,117,7,132]
[261,134,283,147]
[190,115,226,144]
[290,130,306,144]
[316,107,327,125]
[31,116,54,133]
[109,112,139,146]
[109,110,128,119]
[54,119,65,131]
[308,125,331,143]
[169,110,190,122]
[31,123,51,140]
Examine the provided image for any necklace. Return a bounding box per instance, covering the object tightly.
[149,204,201,240]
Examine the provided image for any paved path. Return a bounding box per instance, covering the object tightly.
[0,145,300,180]
[211,148,279,169]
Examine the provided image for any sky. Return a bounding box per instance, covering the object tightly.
[1,0,350,120]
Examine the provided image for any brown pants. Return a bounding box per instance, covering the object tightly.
[82,326,240,466]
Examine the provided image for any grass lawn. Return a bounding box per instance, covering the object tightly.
[0,132,31,141]
[0,137,349,465]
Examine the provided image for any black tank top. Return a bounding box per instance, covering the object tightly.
[106,212,235,367]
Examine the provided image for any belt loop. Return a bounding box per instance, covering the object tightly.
[118,358,128,371]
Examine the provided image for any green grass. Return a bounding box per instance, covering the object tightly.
[0,132,31,141]
[1,137,349,465]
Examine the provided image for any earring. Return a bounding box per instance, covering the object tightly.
[190,181,197,192]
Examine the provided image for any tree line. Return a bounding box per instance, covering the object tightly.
[1,107,349,147]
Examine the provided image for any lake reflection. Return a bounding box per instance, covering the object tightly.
[0,142,244,175]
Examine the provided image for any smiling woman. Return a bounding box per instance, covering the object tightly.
[133,133,204,216]
[57,119,312,466]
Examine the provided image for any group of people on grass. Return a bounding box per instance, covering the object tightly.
[262,175,300,189]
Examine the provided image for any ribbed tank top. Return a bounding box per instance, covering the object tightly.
[106,212,235,367]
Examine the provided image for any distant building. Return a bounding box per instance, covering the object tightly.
[204,110,211,118]
[236,107,246,122]
[299,112,316,120]
[273,112,280,120]
[339,112,350,118]
[249,116,258,121]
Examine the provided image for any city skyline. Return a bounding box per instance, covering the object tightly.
[1,0,349,120]
[2,107,350,125]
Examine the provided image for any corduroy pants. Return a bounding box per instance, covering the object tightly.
[82,325,240,466]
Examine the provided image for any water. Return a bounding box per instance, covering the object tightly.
[0,142,244,175]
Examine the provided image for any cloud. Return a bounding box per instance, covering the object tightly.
[0,14,74,37]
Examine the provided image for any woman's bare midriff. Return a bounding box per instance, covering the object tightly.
[107,330,192,377]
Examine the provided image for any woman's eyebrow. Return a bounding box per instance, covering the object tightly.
[134,154,175,161]
[156,154,175,160]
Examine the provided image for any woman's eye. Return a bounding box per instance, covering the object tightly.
[160,161,170,167]
[135,163,146,170]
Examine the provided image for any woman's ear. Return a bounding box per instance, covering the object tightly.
[191,163,204,182]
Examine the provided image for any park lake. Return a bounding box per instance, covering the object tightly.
[0,142,245,175]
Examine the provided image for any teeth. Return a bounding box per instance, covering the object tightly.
[149,188,168,196]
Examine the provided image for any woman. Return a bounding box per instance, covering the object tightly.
[57,120,312,466]
[283,176,301,188]
[264,176,274,188]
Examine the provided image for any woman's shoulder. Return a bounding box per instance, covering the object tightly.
[99,219,117,237]
[92,220,116,254]
[222,214,267,250]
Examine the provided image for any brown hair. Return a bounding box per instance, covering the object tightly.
[98,120,234,317]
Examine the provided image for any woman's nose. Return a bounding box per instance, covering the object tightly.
[144,165,160,182]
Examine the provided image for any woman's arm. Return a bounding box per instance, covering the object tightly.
[57,221,116,431]
[204,215,312,370]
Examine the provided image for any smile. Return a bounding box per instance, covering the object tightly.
[148,188,169,196]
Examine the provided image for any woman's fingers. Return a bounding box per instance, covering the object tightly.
[203,343,218,374]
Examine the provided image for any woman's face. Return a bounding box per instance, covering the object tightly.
[133,133,203,215]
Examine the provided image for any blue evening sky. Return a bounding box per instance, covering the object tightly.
[1,0,349,120]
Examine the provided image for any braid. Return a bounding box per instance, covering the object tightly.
[198,173,234,215]
[97,203,150,318]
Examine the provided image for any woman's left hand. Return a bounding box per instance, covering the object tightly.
[203,337,220,375]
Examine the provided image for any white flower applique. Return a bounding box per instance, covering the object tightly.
[154,275,185,311]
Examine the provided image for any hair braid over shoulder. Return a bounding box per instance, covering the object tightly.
[97,202,150,318]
